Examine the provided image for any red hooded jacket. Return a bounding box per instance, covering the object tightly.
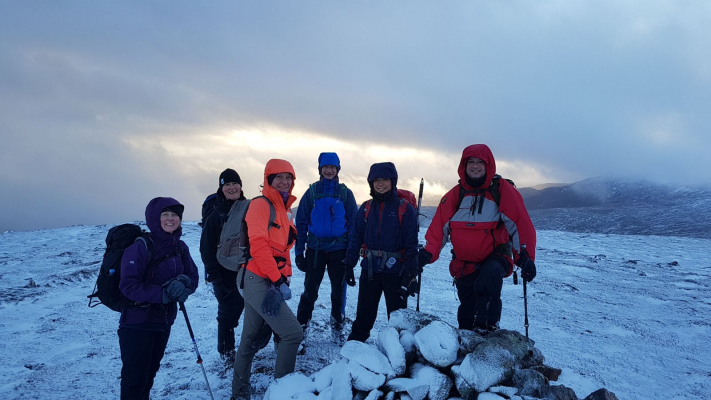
[423,144,536,278]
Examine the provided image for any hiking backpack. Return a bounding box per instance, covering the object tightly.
[87,224,152,312]
[307,182,350,240]
[199,193,220,228]
[216,196,277,271]
[363,189,417,226]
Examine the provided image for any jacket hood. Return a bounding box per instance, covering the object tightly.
[458,144,496,189]
[318,152,341,172]
[145,197,184,238]
[367,162,399,188]
[262,159,297,208]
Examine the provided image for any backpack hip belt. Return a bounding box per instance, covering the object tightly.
[361,248,404,280]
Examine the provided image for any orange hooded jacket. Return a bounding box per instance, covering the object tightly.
[245,159,298,283]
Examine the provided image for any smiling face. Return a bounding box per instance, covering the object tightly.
[222,182,242,200]
[160,211,181,234]
[466,157,486,180]
[372,178,392,194]
[270,173,293,192]
[321,165,338,180]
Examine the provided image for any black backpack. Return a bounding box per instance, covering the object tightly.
[199,193,221,228]
[87,224,153,312]
[456,174,516,210]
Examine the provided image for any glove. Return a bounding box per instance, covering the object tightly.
[162,274,191,303]
[517,248,537,282]
[343,262,356,287]
[261,283,284,317]
[295,255,306,272]
[418,248,433,269]
[397,285,409,301]
[178,287,193,303]
[278,283,292,300]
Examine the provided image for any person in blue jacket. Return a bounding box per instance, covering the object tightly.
[118,197,199,400]
[343,162,418,343]
[294,152,358,345]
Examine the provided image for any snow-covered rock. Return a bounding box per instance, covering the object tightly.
[330,357,352,400]
[457,345,516,392]
[388,308,438,332]
[263,372,318,400]
[413,320,459,367]
[384,378,429,400]
[378,327,406,376]
[409,363,452,400]
[341,340,395,378]
[348,359,386,391]
[312,361,336,393]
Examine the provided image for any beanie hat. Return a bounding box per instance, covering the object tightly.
[162,204,184,220]
[318,152,341,172]
[219,168,242,190]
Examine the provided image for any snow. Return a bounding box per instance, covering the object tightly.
[412,320,459,368]
[1,222,711,399]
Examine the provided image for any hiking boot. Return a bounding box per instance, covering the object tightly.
[472,324,499,337]
[220,349,236,367]
[329,315,346,345]
[297,323,309,355]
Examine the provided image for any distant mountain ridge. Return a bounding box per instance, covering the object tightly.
[519,176,711,239]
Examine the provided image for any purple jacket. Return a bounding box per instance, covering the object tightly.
[119,197,199,330]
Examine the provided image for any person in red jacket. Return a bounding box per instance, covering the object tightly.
[419,144,537,334]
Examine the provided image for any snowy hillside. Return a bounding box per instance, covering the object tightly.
[521,177,711,239]
[1,222,710,399]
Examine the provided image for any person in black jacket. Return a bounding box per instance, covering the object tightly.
[200,168,247,365]
[343,162,419,343]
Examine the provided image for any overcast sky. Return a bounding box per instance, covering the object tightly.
[1,1,709,232]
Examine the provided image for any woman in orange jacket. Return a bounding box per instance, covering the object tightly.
[232,159,303,400]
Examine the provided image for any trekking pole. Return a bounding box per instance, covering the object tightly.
[523,279,529,338]
[416,178,424,312]
[179,302,215,400]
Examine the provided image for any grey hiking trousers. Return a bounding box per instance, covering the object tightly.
[232,268,303,399]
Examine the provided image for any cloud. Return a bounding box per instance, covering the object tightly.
[1,1,710,231]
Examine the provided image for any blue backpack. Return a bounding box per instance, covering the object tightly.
[307,183,349,242]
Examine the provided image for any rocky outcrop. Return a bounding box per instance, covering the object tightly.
[264,308,618,400]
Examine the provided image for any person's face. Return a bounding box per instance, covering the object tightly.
[372,178,392,194]
[466,157,486,180]
[222,182,242,200]
[270,173,293,192]
[160,211,181,234]
[321,165,338,180]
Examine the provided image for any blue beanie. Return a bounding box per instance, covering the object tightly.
[318,152,341,171]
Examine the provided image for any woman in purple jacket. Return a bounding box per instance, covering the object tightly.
[118,197,200,400]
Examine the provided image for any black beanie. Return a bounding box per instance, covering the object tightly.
[162,205,184,220]
[219,168,242,189]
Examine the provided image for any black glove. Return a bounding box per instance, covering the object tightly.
[343,262,356,287]
[396,285,409,301]
[162,274,191,303]
[418,248,433,269]
[295,254,306,272]
[261,283,284,317]
[517,248,537,282]
[178,287,193,303]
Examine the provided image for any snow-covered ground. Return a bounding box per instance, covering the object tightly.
[1,222,710,399]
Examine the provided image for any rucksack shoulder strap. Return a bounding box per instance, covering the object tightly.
[254,196,279,230]
[339,183,348,202]
[489,175,502,207]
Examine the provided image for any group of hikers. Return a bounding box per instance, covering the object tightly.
[115,143,538,400]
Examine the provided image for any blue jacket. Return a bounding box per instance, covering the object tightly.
[295,177,358,255]
[119,197,199,330]
[344,162,418,277]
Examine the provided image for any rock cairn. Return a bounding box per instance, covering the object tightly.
[264,308,619,400]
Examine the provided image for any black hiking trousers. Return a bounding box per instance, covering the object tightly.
[118,326,171,400]
[347,271,406,343]
[213,277,245,355]
[296,248,347,325]
[455,253,508,330]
